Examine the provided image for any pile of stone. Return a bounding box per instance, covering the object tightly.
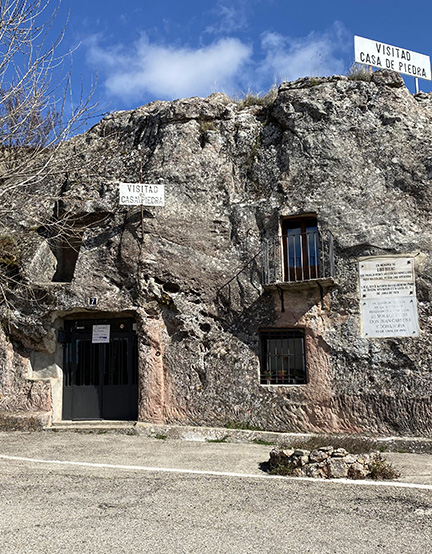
[268,446,394,480]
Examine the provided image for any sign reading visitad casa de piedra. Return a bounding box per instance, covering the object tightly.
[354,36,431,81]
[119,182,165,206]
[359,257,419,338]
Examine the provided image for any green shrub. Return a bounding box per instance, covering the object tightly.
[269,463,296,476]
[224,420,263,431]
[369,455,400,480]
[253,438,275,446]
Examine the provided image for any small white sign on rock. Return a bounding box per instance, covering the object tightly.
[119,182,165,206]
[361,296,419,338]
[359,257,416,300]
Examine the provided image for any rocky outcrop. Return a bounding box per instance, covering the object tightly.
[1,70,432,435]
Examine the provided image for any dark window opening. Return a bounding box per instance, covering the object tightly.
[52,231,83,282]
[38,206,110,284]
[260,328,306,385]
[282,216,319,282]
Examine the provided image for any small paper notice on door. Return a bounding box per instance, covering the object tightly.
[92,324,110,343]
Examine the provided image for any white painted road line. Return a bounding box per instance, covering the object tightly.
[1,454,432,491]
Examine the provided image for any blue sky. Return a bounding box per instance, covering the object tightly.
[50,0,432,123]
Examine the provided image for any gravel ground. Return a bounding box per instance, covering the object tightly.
[0,431,431,553]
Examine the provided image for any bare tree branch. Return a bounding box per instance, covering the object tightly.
[0,0,99,314]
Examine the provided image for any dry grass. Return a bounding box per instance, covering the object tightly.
[348,63,372,82]
[198,119,217,133]
[234,86,278,109]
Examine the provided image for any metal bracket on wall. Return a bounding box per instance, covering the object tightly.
[138,144,145,241]
[276,285,285,312]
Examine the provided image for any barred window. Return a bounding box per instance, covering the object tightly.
[260,328,306,385]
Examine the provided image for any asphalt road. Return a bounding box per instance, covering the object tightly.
[1,431,431,553]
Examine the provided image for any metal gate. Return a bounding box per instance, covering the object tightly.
[61,318,138,421]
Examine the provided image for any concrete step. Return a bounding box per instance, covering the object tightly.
[45,422,432,453]
[50,420,137,431]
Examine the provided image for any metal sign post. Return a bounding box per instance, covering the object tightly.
[118,146,166,245]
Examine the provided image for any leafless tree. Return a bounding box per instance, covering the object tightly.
[0,0,98,312]
[0,0,97,196]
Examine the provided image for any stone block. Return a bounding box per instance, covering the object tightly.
[310,449,329,463]
[318,446,334,454]
[306,463,323,478]
[343,454,357,464]
[293,449,310,457]
[332,448,348,458]
[348,462,369,480]
[327,458,348,479]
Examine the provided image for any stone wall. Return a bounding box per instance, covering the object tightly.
[268,446,399,479]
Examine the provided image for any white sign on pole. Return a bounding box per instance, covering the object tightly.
[92,324,110,344]
[359,257,419,338]
[354,35,431,81]
[119,183,165,206]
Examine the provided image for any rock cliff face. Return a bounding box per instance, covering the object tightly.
[1,70,432,435]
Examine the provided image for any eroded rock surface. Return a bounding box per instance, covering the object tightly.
[1,71,431,434]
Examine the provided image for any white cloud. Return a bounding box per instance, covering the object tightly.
[258,23,349,86]
[85,23,350,106]
[205,1,249,35]
[87,35,252,101]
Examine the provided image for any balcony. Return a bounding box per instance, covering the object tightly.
[262,230,335,289]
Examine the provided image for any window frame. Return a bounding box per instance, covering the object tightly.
[281,215,319,282]
[259,327,307,386]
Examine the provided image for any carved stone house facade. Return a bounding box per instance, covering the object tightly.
[1,71,431,436]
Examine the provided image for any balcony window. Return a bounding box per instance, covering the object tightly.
[261,215,334,286]
[282,217,319,281]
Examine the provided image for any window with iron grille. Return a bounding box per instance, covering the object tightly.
[260,328,306,385]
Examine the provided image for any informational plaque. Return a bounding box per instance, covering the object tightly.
[359,257,419,338]
[92,324,110,344]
